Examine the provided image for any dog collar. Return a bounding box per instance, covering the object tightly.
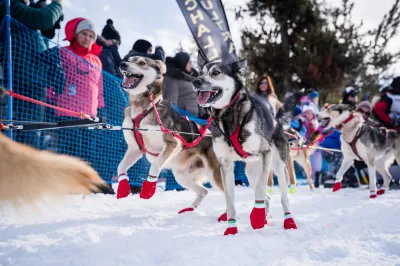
[336,113,355,130]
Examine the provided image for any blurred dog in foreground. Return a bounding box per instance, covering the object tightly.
[0,133,107,205]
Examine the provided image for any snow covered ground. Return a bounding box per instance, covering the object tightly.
[0,186,400,266]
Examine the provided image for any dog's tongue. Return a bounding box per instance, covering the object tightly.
[197,91,211,105]
[122,77,137,87]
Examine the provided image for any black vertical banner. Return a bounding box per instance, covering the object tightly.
[176,0,237,64]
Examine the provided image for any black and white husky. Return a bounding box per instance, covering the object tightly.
[319,104,400,198]
[193,55,298,235]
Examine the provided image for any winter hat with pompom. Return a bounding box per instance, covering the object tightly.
[101,19,121,43]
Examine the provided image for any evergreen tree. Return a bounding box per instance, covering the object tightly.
[238,0,400,102]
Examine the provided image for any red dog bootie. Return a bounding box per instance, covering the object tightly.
[283,212,297,230]
[116,174,130,199]
[224,219,238,236]
[370,191,377,199]
[178,205,196,214]
[250,200,266,230]
[140,175,157,199]
[377,188,386,195]
[218,212,227,222]
[332,181,342,192]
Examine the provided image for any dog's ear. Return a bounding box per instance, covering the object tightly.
[155,60,166,75]
[197,50,209,70]
[232,59,247,75]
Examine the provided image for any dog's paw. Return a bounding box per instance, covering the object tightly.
[332,181,342,192]
[377,189,386,195]
[140,180,157,199]
[224,219,238,235]
[283,213,297,230]
[178,207,194,214]
[224,227,238,235]
[217,212,228,222]
[116,179,131,199]
[250,201,266,230]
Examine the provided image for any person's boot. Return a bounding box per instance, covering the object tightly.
[342,170,360,188]
[322,173,336,188]
[314,172,321,188]
[389,179,400,190]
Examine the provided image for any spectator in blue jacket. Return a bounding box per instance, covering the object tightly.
[291,105,307,137]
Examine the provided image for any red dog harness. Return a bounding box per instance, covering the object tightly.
[230,126,251,158]
[335,113,363,161]
[131,93,213,157]
[215,91,252,159]
[132,97,162,157]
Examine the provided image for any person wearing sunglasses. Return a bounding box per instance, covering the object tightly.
[254,75,282,116]
[356,101,372,122]
[253,75,297,193]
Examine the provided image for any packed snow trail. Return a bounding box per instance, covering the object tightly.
[0,186,399,266]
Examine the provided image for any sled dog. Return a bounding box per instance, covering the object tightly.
[117,56,223,214]
[318,103,399,198]
[0,133,106,206]
[193,55,298,235]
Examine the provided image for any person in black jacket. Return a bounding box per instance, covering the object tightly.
[98,19,122,77]
[163,52,202,117]
[341,86,359,107]
[123,39,165,61]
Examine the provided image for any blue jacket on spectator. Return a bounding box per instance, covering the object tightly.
[320,129,341,149]
[291,119,307,137]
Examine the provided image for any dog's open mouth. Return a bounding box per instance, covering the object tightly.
[197,88,222,105]
[122,72,143,89]
[319,117,331,128]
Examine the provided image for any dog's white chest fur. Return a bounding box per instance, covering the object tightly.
[242,120,262,153]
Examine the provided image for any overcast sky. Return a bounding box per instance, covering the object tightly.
[56,0,400,74]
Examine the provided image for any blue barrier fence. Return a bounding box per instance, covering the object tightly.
[0,17,258,190]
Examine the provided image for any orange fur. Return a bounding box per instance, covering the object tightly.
[0,133,106,205]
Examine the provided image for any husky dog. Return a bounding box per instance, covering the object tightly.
[117,56,223,213]
[193,55,298,235]
[318,104,400,198]
[289,132,316,190]
[0,133,106,206]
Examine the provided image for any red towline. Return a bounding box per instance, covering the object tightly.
[2,89,94,120]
